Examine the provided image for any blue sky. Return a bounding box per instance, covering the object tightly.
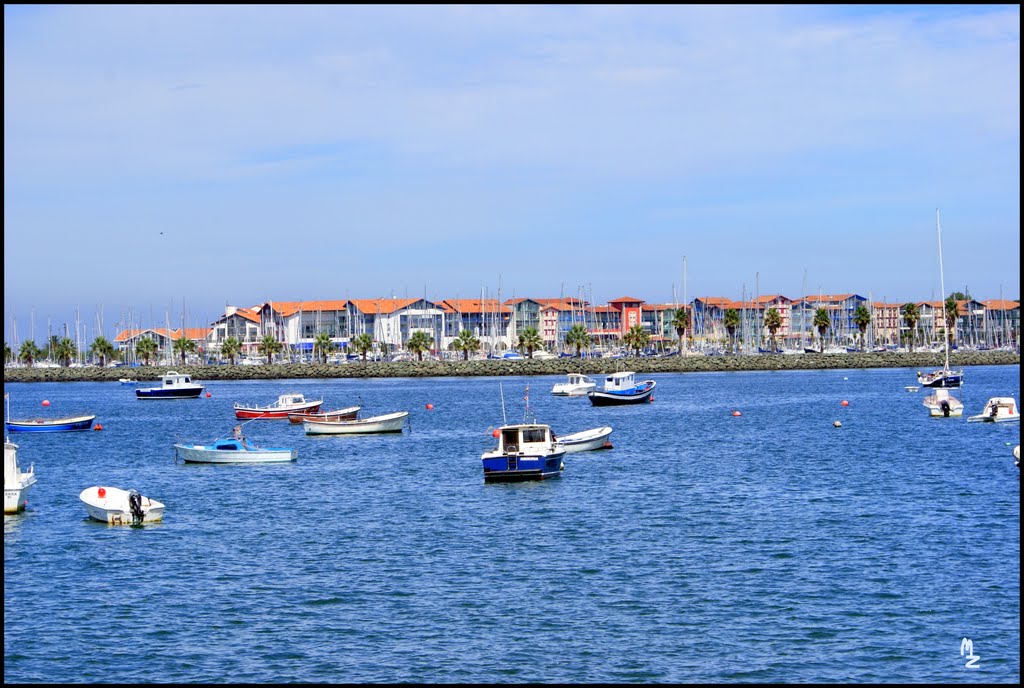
[4,4,1019,342]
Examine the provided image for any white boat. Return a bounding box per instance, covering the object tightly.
[118,378,138,385]
[5,439,37,513]
[587,371,656,406]
[551,373,598,397]
[966,397,1020,423]
[135,371,204,399]
[554,426,613,453]
[303,411,409,435]
[904,385,919,392]
[174,426,298,463]
[481,423,566,482]
[923,388,964,418]
[79,486,165,525]
[1014,445,1020,468]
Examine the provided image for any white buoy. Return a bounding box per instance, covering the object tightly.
[833,421,842,428]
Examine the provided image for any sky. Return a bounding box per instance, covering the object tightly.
[3,4,1020,343]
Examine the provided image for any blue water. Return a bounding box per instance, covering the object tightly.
[4,365,1019,683]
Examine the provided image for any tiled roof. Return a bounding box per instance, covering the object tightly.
[346,298,421,315]
[440,299,511,314]
[608,296,645,303]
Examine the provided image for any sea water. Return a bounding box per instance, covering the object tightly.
[3,365,1019,683]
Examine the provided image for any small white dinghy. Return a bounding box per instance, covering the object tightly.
[967,397,1020,423]
[554,426,614,453]
[80,486,165,525]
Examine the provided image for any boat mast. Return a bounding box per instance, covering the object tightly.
[936,208,950,371]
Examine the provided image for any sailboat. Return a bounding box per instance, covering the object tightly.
[922,209,964,418]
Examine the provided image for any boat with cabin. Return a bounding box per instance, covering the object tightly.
[5,439,37,513]
[551,373,598,397]
[79,486,165,525]
[481,423,566,482]
[966,397,1020,423]
[587,371,656,406]
[234,393,323,420]
[135,371,204,399]
[174,425,298,463]
[302,411,409,435]
[554,426,613,453]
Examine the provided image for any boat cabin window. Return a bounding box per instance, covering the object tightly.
[501,430,518,447]
[521,428,547,444]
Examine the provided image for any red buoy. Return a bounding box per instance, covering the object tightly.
[206,392,212,398]
[426,403,434,410]
[491,429,500,438]
[41,400,50,407]
[97,487,106,498]
[93,424,103,431]
[732,410,742,417]
[841,400,849,407]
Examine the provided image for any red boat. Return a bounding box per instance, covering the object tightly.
[287,405,361,424]
[234,393,322,420]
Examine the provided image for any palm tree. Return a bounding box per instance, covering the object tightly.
[220,336,242,364]
[173,336,197,366]
[313,331,335,364]
[351,333,374,362]
[517,327,543,358]
[406,331,433,361]
[4,342,11,365]
[764,308,782,351]
[453,329,480,361]
[135,337,159,365]
[88,336,117,367]
[257,334,284,365]
[623,325,650,356]
[564,324,591,358]
[813,307,831,353]
[901,302,920,352]
[723,309,741,353]
[853,304,872,351]
[54,337,77,367]
[19,340,41,367]
[944,295,959,349]
[671,308,690,355]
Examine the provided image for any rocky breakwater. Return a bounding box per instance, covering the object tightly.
[3,350,1018,383]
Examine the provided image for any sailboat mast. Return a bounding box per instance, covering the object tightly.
[936,208,950,369]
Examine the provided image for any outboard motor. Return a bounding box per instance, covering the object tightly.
[940,400,951,418]
[128,489,145,525]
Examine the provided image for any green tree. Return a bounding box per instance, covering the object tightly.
[813,307,831,353]
[220,336,242,364]
[135,337,159,365]
[351,333,374,362]
[944,295,959,349]
[901,303,920,353]
[5,342,12,365]
[19,340,41,367]
[54,337,77,367]
[257,334,283,365]
[564,324,591,358]
[623,325,650,356]
[723,309,741,353]
[764,308,782,351]
[173,336,197,366]
[313,332,335,364]
[88,336,117,367]
[853,304,872,352]
[453,329,480,361]
[517,326,543,358]
[671,308,690,355]
[406,331,433,361]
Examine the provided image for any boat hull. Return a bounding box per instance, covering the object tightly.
[287,406,360,424]
[6,415,96,432]
[4,481,35,513]
[303,411,408,435]
[79,487,164,525]
[235,401,322,420]
[174,444,298,463]
[555,426,613,453]
[588,382,655,406]
[481,453,564,482]
[136,387,203,399]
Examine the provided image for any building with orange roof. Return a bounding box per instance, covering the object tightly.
[440,299,512,353]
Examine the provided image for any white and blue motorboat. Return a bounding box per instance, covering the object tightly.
[481,423,565,483]
[136,371,204,399]
[587,371,656,406]
[174,426,297,464]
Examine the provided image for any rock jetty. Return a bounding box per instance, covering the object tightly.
[4,350,1018,383]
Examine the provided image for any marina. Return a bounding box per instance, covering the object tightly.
[3,365,1020,683]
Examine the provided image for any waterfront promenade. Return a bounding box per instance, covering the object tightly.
[4,349,1018,382]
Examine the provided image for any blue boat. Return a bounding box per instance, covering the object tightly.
[6,414,96,433]
[481,423,565,482]
[587,371,656,406]
[136,371,205,399]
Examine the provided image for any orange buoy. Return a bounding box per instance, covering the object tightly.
[426,403,434,410]
[42,400,50,407]
[491,429,500,438]
[841,400,849,407]
[206,392,212,398]
[97,487,106,497]
[732,410,742,417]
[93,424,104,431]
